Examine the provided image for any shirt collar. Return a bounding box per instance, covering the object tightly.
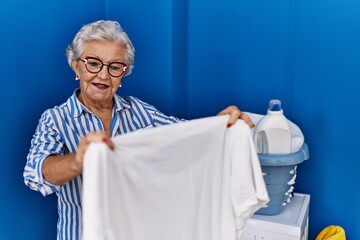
[113,92,127,112]
[67,88,128,118]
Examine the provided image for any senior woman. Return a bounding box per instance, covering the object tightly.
[24,20,254,240]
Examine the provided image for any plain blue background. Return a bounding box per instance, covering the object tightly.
[1,0,359,239]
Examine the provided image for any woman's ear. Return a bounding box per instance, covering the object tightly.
[71,59,78,74]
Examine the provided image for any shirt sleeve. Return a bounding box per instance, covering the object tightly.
[153,109,185,126]
[23,110,62,196]
[127,96,186,126]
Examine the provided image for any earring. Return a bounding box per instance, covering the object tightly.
[119,84,122,88]
[75,75,79,80]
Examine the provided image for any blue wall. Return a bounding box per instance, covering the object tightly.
[1,0,359,239]
[186,2,360,240]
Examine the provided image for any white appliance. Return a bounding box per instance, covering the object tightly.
[241,193,310,240]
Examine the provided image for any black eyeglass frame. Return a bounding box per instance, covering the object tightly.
[78,56,128,77]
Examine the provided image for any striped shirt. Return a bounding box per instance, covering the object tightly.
[24,89,183,240]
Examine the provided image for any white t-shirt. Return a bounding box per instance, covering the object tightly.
[82,116,269,240]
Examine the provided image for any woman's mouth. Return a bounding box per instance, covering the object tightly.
[92,83,109,90]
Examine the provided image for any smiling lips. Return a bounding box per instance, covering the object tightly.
[92,83,109,90]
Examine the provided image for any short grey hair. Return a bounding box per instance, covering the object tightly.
[66,20,135,76]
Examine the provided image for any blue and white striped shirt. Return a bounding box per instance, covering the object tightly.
[24,89,182,240]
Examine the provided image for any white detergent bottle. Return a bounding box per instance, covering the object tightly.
[254,99,292,154]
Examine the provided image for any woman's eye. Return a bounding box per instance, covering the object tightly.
[88,61,100,67]
[110,65,121,71]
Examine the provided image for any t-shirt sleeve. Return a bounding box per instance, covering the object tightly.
[228,121,269,237]
[23,110,62,196]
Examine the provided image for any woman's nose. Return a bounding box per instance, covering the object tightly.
[97,66,110,79]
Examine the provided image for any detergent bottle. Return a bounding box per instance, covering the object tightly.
[254,99,292,154]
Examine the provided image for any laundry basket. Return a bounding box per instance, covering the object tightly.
[256,143,309,215]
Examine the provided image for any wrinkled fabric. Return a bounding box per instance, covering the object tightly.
[316,225,346,240]
[83,116,269,240]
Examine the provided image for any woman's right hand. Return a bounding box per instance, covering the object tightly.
[74,131,115,174]
[42,131,114,185]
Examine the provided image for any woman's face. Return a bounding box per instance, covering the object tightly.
[71,40,127,105]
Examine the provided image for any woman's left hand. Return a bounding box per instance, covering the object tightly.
[217,105,254,128]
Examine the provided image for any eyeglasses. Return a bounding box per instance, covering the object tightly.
[79,56,127,77]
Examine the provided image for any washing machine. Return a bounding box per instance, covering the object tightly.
[242,193,310,240]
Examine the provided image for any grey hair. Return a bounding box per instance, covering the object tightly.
[66,20,135,76]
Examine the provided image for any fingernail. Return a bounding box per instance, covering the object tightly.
[227,123,231,128]
[102,137,107,143]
